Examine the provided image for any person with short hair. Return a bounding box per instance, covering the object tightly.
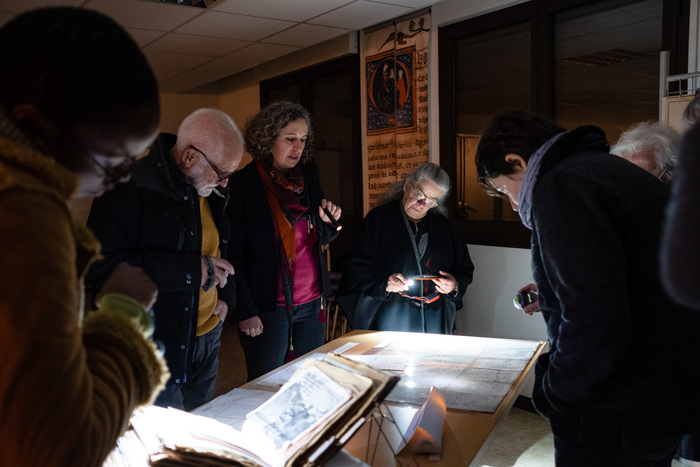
[86,108,243,411]
[228,101,341,381]
[476,109,700,465]
[0,7,168,466]
[610,121,679,183]
[336,163,474,333]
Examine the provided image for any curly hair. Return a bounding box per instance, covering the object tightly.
[475,110,565,196]
[244,101,315,165]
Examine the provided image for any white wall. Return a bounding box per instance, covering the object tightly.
[457,244,547,341]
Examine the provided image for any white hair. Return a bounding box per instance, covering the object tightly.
[610,121,679,182]
[377,163,450,215]
[175,108,243,157]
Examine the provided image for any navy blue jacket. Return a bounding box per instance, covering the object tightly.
[85,133,236,384]
[530,126,700,433]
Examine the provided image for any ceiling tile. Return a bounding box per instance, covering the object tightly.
[146,32,250,56]
[309,0,412,29]
[84,0,203,31]
[161,67,233,93]
[143,50,213,69]
[126,27,167,47]
[379,0,436,8]
[175,10,295,41]
[0,0,442,93]
[198,55,264,74]
[212,0,354,23]
[262,23,351,47]
[151,67,186,82]
[0,0,84,14]
[230,42,302,61]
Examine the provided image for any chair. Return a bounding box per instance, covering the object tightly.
[322,245,348,342]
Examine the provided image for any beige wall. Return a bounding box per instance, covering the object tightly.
[220,84,260,167]
[160,92,220,134]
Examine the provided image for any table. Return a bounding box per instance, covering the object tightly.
[241,330,546,467]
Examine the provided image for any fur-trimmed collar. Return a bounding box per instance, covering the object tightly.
[0,137,79,198]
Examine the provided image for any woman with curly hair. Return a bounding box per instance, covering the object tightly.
[227,101,341,380]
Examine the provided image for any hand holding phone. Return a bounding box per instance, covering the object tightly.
[513,283,540,315]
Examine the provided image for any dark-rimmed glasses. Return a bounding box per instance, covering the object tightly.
[189,144,233,182]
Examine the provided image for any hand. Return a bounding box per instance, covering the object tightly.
[213,300,228,322]
[432,270,457,294]
[386,273,410,293]
[98,263,158,310]
[318,199,341,225]
[239,316,263,337]
[516,283,540,315]
[201,256,235,289]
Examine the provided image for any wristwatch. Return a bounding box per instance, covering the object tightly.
[202,255,215,291]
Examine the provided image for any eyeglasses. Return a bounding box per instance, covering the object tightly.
[85,152,137,186]
[410,183,439,208]
[189,144,233,182]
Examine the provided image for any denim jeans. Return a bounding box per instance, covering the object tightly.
[155,320,223,411]
[239,297,325,381]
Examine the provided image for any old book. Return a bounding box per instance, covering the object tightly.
[125,353,399,467]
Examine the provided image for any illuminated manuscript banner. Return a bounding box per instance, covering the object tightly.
[364,14,430,209]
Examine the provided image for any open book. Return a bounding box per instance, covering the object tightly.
[125,353,399,466]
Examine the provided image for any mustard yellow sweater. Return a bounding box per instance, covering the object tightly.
[0,138,168,466]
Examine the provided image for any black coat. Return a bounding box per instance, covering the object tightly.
[530,126,700,433]
[336,200,474,333]
[227,160,336,322]
[85,133,236,384]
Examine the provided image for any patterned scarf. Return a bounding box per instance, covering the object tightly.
[256,159,317,310]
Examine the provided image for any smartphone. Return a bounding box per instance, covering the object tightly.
[513,290,538,310]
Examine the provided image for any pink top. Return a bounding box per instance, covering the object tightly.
[277,219,321,305]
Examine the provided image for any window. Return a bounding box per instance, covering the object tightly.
[260,55,361,270]
[439,0,688,248]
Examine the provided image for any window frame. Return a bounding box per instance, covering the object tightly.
[438,0,689,249]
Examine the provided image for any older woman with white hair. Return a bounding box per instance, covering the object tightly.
[337,163,474,333]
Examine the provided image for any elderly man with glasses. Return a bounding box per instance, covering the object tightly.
[86,108,243,411]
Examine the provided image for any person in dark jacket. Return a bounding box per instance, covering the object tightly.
[336,163,474,333]
[227,101,341,381]
[475,109,700,466]
[86,108,243,411]
[661,96,700,466]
